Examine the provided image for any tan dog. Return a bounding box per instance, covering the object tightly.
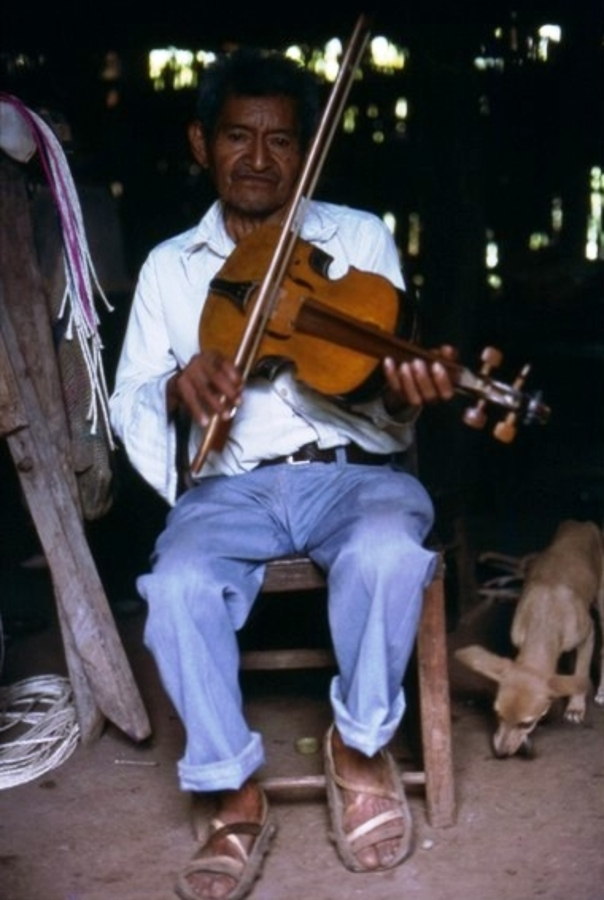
[456,519,604,757]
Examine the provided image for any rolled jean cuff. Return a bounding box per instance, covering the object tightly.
[329,677,406,758]
[177,731,265,792]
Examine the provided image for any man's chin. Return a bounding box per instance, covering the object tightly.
[223,199,288,228]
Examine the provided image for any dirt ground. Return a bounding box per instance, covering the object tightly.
[1,508,603,900]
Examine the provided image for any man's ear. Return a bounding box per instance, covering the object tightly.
[188,120,209,168]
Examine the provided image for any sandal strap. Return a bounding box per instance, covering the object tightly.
[330,759,401,804]
[207,817,263,862]
[345,808,407,853]
[183,852,246,880]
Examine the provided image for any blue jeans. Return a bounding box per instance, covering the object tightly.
[137,458,436,792]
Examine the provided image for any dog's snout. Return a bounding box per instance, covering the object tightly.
[517,736,536,759]
[491,733,512,758]
[492,732,536,759]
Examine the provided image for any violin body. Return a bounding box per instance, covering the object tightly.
[200,224,418,401]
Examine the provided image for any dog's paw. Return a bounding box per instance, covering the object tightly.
[594,686,604,706]
[563,701,586,724]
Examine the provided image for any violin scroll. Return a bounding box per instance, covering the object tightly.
[460,349,550,443]
[462,347,503,432]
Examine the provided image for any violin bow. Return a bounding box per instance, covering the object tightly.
[191,14,372,475]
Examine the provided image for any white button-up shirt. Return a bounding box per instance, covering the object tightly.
[109,199,418,505]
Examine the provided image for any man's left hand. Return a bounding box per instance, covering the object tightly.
[382,345,457,413]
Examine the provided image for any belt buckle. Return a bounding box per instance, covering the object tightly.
[285,453,311,465]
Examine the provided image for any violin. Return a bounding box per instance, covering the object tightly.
[199,222,551,434]
[190,15,550,474]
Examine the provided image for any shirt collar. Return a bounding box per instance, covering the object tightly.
[182,199,339,260]
[183,201,234,259]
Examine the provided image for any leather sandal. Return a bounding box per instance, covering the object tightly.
[323,724,412,872]
[175,789,277,900]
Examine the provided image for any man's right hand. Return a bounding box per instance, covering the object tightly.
[167,349,243,426]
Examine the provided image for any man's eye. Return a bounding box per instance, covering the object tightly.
[270,137,293,151]
[226,131,246,143]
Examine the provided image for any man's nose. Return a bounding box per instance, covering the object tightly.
[248,137,271,168]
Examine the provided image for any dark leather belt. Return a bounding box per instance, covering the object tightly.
[257,442,391,468]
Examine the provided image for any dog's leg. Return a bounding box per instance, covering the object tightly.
[595,614,604,706]
[594,566,604,706]
[595,649,604,707]
[564,625,595,723]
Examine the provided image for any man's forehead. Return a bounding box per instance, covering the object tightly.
[218,94,300,130]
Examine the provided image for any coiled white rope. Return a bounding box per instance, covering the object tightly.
[0,675,80,789]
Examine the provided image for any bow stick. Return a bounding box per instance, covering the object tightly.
[190,14,372,475]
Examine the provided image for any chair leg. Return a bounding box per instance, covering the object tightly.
[416,566,456,827]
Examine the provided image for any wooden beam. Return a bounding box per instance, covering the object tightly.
[0,157,151,743]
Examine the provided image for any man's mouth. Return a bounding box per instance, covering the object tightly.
[233,171,278,188]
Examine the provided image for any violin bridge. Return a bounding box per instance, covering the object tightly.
[267,290,306,337]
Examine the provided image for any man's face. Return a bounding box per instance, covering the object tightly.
[191,94,305,226]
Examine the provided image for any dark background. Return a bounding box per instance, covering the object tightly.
[1,4,603,607]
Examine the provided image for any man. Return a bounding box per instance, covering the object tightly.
[110,47,455,900]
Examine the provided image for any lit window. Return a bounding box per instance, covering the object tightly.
[585,166,603,261]
[407,213,421,257]
[394,98,408,120]
[383,211,396,235]
[342,106,358,134]
[369,36,406,72]
[538,24,561,42]
[529,233,550,250]
[551,196,563,233]
[284,45,305,64]
[485,232,499,269]
[149,47,199,91]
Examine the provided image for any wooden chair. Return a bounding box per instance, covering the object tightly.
[239,547,456,828]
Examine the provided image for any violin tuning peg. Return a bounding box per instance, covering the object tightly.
[463,400,488,430]
[491,363,531,443]
[514,363,531,389]
[480,346,503,373]
[493,413,518,443]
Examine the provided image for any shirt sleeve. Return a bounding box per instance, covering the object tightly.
[352,212,406,289]
[109,253,180,504]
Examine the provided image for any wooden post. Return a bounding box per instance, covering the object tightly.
[417,559,456,826]
[0,157,151,744]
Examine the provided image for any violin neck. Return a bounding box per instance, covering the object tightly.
[296,295,466,388]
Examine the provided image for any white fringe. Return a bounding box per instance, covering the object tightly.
[0,93,115,448]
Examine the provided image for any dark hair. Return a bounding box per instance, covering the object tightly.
[195,47,322,153]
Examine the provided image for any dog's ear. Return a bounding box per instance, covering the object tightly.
[547,673,590,698]
[454,645,512,684]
